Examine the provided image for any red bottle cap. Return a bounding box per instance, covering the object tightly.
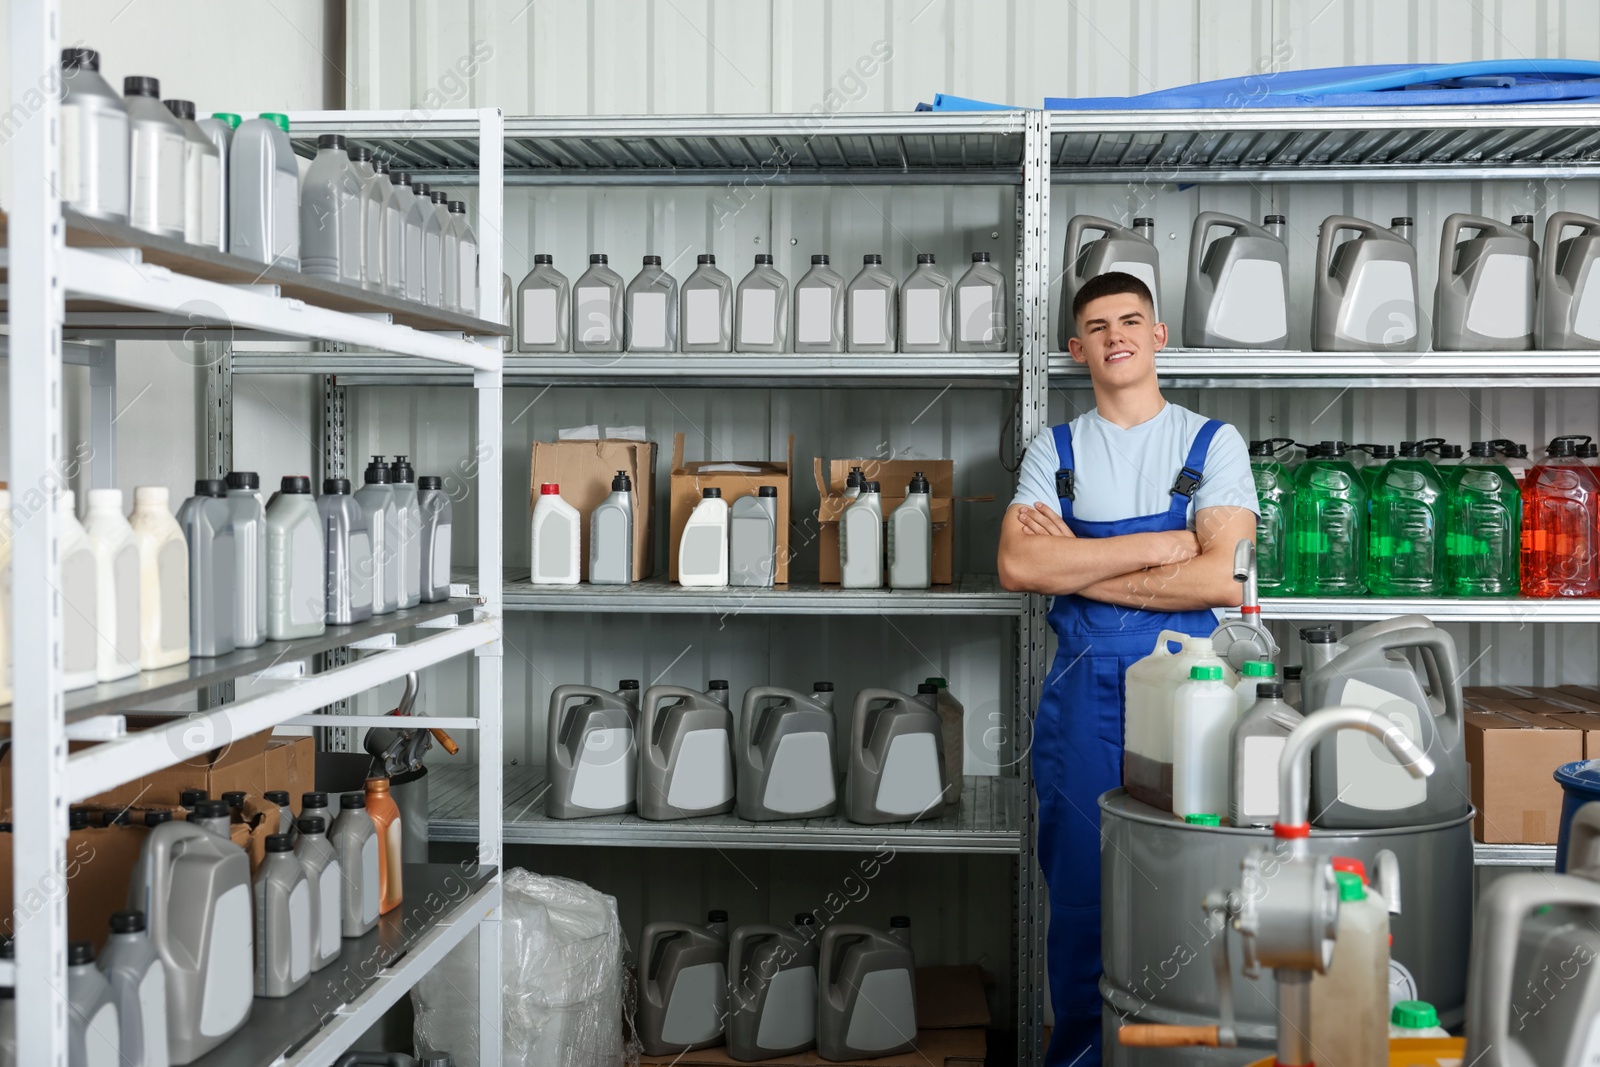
[540,483,560,495]
[1331,856,1367,882]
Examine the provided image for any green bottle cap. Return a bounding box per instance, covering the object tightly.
[1189,665,1223,681]
[1390,1000,1439,1029]
[1336,871,1366,902]
[260,112,290,132]
[1184,813,1220,827]
[211,112,242,128]
[925,677,948,689]
[1242,661,1276,677]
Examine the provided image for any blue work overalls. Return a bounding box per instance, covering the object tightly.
[1034,418,1223,1065]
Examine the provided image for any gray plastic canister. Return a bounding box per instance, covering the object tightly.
[572,254,626,353]
[318,479,374,625]
[127,820,253,1064]
[846,255,898,352]
[1228,684,1301,828]
[163,99,222,249]
[264,790,294,836]
[736,684,838,820]
[98,912,165,1067]
[900,254,953,352]
[189,799,232,839]
[637,911,730,1056]
[1537,211,1600,349]
[516,255,571,352]
[332,793,380,937]
[68,941,121,1067]
[293,815,343,971]
[887,473,932,589]
[225,472,267,648]
[846,686,946,824]
[229,114,299,269]
[729,487,777,588]
[589,472,634,586]
[195,114,236,251]
[301,134,364,284]
[400,179,431,303]
[428,192,455,309]
[638,683,736,820]
[954,251,1009,352]
[177,480,236,658]
[1183,212,1290,349]
[1432,213,1538,351]
[266,476,326,639]
[546,681,640,818]
[388,456,422,609]
[355,456,399,616]
[727,916,819,1060]
[448,201,479,314]
[1099,790,1471,1066]
[122,76,186,240]
[840,482,884,589]
[59,48,130,224]
[253,834,312,998]
[1059,216,1163,347]
[623,255,678,352]
[817,918,917,1060]
[1312,215,1420,351]
[418,476,454,602]
[681,254,734,352]
[793,255,846,352]
[735,255,789,352]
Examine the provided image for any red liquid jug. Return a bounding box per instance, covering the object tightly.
[1521,435,1600,597]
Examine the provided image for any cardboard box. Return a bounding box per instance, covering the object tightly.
[0,825,149,950]
[1465,710,1581,844]
[669,432,794,584]
[816,459,957,585]
[529,438,657,581]
[81,724,274,809]
[1553,685,1600,713]
[265,736,316,815]
[1543,712,1600,758]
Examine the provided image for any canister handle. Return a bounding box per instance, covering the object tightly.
[740,686,788,753]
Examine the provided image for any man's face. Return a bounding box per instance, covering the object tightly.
[1067,291,1166,387]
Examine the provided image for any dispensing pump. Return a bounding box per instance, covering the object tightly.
[1209,538,1279,670]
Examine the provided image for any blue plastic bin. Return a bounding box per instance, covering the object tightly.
[1555,760,1600,871]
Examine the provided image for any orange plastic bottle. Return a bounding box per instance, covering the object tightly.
[1520,435,1600,597]
[364,775,403,914]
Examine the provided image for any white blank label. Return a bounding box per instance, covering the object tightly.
[851,288,887,345]
[1240,736,1286,818]
[576,286,614,344]
[685,288,722,345]
[522,288,558,345]
[630,291,667,349]
[905,288,942,345]
[739,288,777,346]
[60,104,82,202]
[959,285,999,343]
[797,287,833,343]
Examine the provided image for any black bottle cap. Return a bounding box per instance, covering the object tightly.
[611,470,632,491]
[193,799,229,819]
[846,468,864,488]
[419,475,443,490]
[909,472,930,493]
[1513,213,1535,224]
[755,254,773,264]
[123,76,160,98]
[373,159,389,174]
[811,254,829,264]
[412,182,431,196]
[389,456,415,483]
[430,191,448,204]
[317,133,346,150]
[110,910,145,934]
[759,485,777,497]
[1301,626,1337,644]
[0,823,10,833]
[814,682,834,692]
[1398,441,1425,457]
[68,941,95,966]
[61,48,100,72]
[341,793,366,809]
[303,791,329,808]
[708,909,729,923]
[618,679,640,690]
[143,811,171,826]
[890,915,911,928]
[102,810,130,827]
[862,481,881,493]
[280,475,311,494]
[590,253,608,263]
[1248,440,1271,456]
[1368,444,1395,459]
[916,253,935,264]
[418,1055,452,1067]
[265,834,293,853]
[348,145,372,162]
[697,254,716,264]
[0,937,12,960]
[1469,441,1496,457]
[710,679,729,691]
[1437,444,1464,460]
[917,683,939,694]
[1257,682,1285,699]
[1264,214,1287,224]
[795,913,816,925]
[222,791,247,809]
[364,456,391,484]
[163,99,196,121]
[264,790,291,806]
[972,251,991,262]
[196,478,227,497]
[69,809,89,831]
[703,487,722,499]
[1550,437,1580,457]
[641,254,662,265]
[449,201,467,214]
[297,815,326,835]
[1133,217,1155,227]
[391,170,412,186]
[533,253,553,264]
[863,254,882,264]
[1284,665,1303,681]
[180,788,209,808]
[226,471,260,490]
[1391,216,1414,226]
[323,477,351,494]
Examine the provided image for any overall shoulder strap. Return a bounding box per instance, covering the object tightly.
[1167,418,1224,519]
[1051,423,1076,520]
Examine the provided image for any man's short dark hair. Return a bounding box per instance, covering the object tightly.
[1072,271,1155,322]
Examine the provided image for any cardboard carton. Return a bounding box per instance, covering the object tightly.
[528,438,657,581]
[0,824,149,951]
[668,432,794,584]
[265,736,316,815]
[1465,710,1581,844]
[78,723,273,809]
[816,459,957,585]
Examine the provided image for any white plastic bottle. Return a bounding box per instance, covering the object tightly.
[163,99,221,249]
[1310,871,1390,1067]
[678,488,731,587]
[1234,660,1275,714]
[428,191,455,308]
[83,489,141,683]
[377,164,406,297]
[530,484,581,585]
[266,476,326,640]
[388,457,422,610]
[449,201,479,314]
[59,48,130,224]
[840,481,885,589]
[129,487,190,670]
[229,114,300,269]
[888,473,933,589]
[0,489,11,707]
[122,76,186,240]
[681,254,734,353]
[300,134,363,285]
[59,492,101,693]
[347,146,385,291]
[1389,1000,1450,1038]
[1171,664,1234,819]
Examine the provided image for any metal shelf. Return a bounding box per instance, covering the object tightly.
[188,864,497,1067]
[1048,104,1600,183]
[1251,597,1600,623]
[1049,349,1600,389]
[234,349,1022,388]
[428,765,1021,853]
[1473,842,1557,868]
[499,573,1023,616]
[290,112,1029,186]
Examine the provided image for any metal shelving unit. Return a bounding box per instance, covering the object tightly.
[5,5,507,1049]
[1050,349,1600,389]
[497,573,1023,615]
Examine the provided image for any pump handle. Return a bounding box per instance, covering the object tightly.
[1117,1025,1220,1048]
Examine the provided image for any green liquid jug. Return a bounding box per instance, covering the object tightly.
[1289,441,1367,596]
[1367,439,1447,596]
[1444,442,1521,597]
[1351,443,1396,501]
[1248,438,1296,595]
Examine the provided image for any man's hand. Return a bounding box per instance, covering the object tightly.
[1015,502,1075,537]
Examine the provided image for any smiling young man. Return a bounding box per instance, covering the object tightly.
[997,271,1259,1065]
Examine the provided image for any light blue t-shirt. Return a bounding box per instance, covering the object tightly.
[1011,402,1258,528]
